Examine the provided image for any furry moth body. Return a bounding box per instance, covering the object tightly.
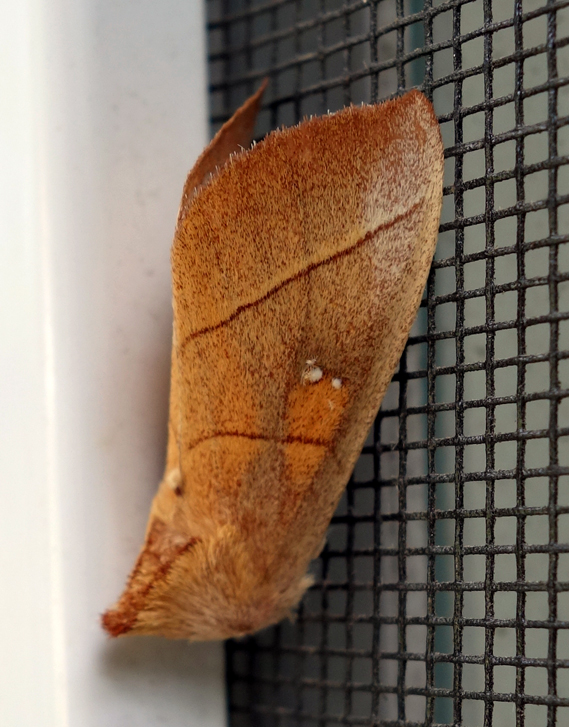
[102,84,444,641]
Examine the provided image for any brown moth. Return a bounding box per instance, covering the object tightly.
[102,82,444,641]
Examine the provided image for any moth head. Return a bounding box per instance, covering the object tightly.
[102,514,312,641]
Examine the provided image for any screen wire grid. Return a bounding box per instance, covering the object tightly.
[206,0,569,724]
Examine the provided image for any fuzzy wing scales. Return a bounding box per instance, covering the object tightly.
[102,88,443,642]
[171,90,443,522]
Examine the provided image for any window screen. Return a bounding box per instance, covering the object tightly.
[207,0,569,724]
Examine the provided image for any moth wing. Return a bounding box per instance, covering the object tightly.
[177,79,267,219]
[172,89,443,531]
[103,90,444,641]
[163,79,267,478]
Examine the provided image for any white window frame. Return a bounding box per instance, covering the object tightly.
[0,1,226,724]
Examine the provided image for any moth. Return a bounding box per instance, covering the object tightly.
[102,82,444,641]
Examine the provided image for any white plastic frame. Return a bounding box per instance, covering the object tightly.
[0,1,226,725]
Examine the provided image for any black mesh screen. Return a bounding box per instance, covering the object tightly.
[207,0,569,724]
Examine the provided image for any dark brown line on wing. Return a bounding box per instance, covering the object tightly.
[186,431,329,452]
[137,538,201,602]
[101,534,201,637]
[181,201,422,347]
